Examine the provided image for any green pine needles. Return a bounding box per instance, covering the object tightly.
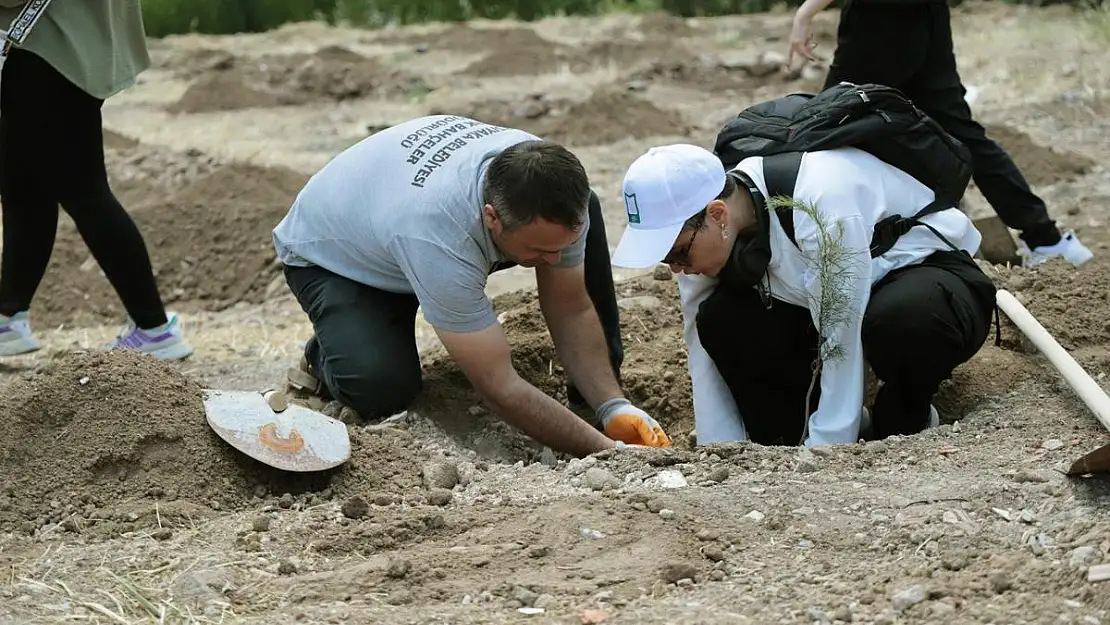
[766,195,862,444]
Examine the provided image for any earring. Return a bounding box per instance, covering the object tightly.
[721,228,729,241]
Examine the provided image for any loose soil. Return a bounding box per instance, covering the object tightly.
[3,5,1110,624]
[166,46,432,114]
[36,161,309,328]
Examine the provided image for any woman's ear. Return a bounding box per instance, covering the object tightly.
[706,199,729,229]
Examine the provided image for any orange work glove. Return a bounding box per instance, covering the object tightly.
[596,398,671,448]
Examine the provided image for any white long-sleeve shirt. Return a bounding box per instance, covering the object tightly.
[681,147,983,448]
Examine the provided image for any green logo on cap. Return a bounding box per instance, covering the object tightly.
[624,192,641,224]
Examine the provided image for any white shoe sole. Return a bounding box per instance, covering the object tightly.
[0,335,41,357]
[147,341,195,361]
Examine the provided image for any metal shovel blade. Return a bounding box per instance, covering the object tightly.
[1067,443,1110,477]
[203,389,350,472]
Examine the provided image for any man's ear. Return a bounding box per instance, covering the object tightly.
[482,204,501,233]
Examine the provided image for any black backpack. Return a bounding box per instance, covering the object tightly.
[713,81,974,258]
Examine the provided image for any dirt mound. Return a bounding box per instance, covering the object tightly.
[990,258,1110,370]
[984,123,1096,187]
[166,46,431,113]
[0,350,254,533]
[458,29,577,76]
[36,162,309,328]
[104,129,223,203]
[0,349,447,536]
[629,52,826,93]
[166,72,300,114]
[532,88,692,146]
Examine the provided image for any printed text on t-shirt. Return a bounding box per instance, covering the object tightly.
[403,116,509,188]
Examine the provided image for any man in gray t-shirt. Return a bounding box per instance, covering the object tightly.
[273,115,672,456]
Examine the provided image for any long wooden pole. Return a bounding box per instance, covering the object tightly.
[995,289,1110,475]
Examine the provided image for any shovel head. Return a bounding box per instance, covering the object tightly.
[203,389,351,472]
[1066,442,1110,476]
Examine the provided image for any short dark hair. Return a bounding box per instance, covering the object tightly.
[482,140,590,231]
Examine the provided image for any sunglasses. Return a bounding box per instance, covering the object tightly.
[662,210,707,266]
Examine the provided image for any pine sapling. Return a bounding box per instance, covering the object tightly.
[766,195,862,444]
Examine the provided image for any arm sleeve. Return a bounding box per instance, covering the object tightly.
[388,236,497,334]
[677,274,747,444]
[795,212,873,447]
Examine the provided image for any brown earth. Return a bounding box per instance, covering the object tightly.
[166,45,433,114]
[3,3,1110,624]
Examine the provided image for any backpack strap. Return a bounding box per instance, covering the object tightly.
[761,152,804,248]
[869,195,961,258]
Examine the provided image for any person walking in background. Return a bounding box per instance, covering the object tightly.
[786,0,1094,268]
[0,0,193,360]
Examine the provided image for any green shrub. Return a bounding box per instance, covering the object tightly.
[138,0,1099,37]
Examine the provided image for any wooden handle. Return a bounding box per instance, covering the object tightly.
[995,289,1110,434]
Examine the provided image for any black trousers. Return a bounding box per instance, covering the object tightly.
[0,49,168,328]
[284,190,623,418]
[824,0,1061,248]
[696,251,995,445]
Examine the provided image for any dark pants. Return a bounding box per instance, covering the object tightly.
[0,49,168,328]
[696,251,995,445]
[284,190,623,418]
[824,0,1061,248]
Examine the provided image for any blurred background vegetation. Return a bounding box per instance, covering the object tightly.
[138,0,1105,38]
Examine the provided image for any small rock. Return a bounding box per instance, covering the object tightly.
[566,457,597,477]
[661,562,698,583]
[528,545,550,558]
[652,264,673,280]
[806,607,828,623]
[1012,469,1049,483]
[695,528,720,542]
[423,460,460,490]
[251,516,272,532]
[744,510,765,522]
[708,569,726,581]
[1071,545,1100,570]
[646,499,665,513]
[341,496,370,520]
[277,560,297,575]
[701,545,725,562]
[646,470,688,489]
[831,605,853,622]
[659,509,676,519]
[278,493,294,509]
[387,559,412,579]
[705,467,729,483]
[891,585,927,612]
[427,489,453,506]
[989,572,1012,593]
[584,468,620,491]
[512,586,539,607]
[1042,438,1065,451]
[152,528,173,541]
[617,295,662,310]
[534,593,557,609]
[796,448,820,473]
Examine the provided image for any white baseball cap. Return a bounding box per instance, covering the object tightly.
[611,143,726,269]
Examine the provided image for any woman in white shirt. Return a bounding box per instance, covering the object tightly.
[610,143,997,448]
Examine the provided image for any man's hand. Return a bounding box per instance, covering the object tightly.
[434,322,615,457]
[597,398,671,448]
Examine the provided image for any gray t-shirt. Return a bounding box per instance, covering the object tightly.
[272,115,588,334]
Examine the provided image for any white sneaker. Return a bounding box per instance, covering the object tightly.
[0,311,41,357]
[106,312,194,361]
[1019,230,1094,267]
